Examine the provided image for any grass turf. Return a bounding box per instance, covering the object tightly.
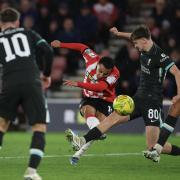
[0,132,180,180]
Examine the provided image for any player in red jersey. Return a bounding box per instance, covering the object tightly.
[51,40,120,165]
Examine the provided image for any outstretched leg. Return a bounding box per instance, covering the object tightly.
[66,111,129,151]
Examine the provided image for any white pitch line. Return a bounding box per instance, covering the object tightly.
[0,152,141,159]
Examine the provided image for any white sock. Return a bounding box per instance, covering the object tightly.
[154,144,163,154]
[26,167,36,174]
[72,116,100,159]
[73,141,94,159]
[86,116,100,129]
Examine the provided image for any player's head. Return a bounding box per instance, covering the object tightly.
[96,57,114,79]
[130,25,152,52]
[0,8,20,29]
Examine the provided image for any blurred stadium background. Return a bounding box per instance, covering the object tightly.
[0,0,179,132]
[0,0,180,179]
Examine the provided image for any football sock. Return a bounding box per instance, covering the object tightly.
[157,115,178,147]
[73,141,94,159]
[0,131,4,148]
[28,131,45,169]
[154,115,178,154]
[83,127,102,143]
[86,116,100,129]
[72,116,100,159]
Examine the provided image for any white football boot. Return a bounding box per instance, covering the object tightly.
[65,129,86,151]
[143,149,160,163]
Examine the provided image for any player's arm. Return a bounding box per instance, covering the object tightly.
[110,27,131,39]
[36,40,53,89]
[30,30,53,88]
[169,65,180,104]
[158,51,180,103]
[63,80,108,92]
[51,40,88,53]
[37,42,53,77]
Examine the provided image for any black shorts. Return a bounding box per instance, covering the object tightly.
[79,97,113,117]
[0,82,47,125]
[130,95,163,127]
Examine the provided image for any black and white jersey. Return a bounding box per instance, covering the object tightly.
[0,27,49,87]
[136,43,174,102]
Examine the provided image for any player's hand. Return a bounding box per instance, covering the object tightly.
[51,40,61,48]
[109,27,119,36]
[40,74,51,90]
[172,95,180,104]
[63,80,78,87]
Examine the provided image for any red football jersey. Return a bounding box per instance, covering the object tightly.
[82,48,120,102]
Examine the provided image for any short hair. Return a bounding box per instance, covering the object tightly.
[0,8,20,23]
[98,57,114,69]
[130,25,151,41]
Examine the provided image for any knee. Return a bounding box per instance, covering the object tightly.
[0,117,9,132]
[81,105,95,119]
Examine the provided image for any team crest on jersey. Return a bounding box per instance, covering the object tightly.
[84,49,97,58]
[161,53,166,58]
[160,53,169,62]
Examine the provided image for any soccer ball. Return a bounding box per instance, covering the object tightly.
[113,95,135,115]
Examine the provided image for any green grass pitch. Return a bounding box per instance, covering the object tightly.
[0,132,179,180]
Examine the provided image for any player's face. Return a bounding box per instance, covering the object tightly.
[133,38,147,52]
[96,63,112,79]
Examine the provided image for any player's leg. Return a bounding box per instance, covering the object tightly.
[142,100,163,162]
[71,99,108,165]
[145,126,159,150]
[145,99,180,161]
[143,100,180,162]
[145,128,174,154]
[66,111,130,151]
[24,123,46,179]
[70,104,96,164]
[154,100,180,154]
[23,83,47,180]
[145,126,174,154]
[81,105,99,129]
[0,117,10,149]
[0,87,18,150]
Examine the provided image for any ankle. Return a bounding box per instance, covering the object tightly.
[154,144,163,154]
[26,167,37,174]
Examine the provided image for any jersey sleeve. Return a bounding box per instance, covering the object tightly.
[82,48,100,65]
[158,52,175,72]
[29,30,48,47]
[29,30,53,76]
[105,68,120,87]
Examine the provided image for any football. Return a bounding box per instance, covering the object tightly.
[113,95,135,115]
